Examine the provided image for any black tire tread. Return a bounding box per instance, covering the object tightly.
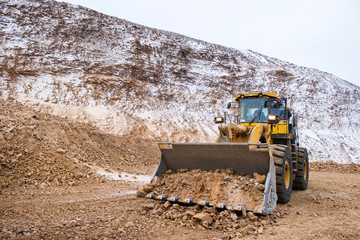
[293,147,309,190]
[272,144,293,203]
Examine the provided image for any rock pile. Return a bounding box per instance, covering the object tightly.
[137,169,277,237]
[140,200,279,238]
[311,161,360,174]
[141,169,266,211]
[0,99,158,189]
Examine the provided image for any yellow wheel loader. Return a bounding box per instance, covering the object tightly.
[149,92,309,214]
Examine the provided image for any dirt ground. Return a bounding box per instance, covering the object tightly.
[1,99,359,239]
[1,170,359,239]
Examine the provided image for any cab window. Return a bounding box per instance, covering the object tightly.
[239,98,268,123]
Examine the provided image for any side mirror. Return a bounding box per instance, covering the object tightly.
[270,99,283,108]
[279,99,284,107]
[214,117,224,124]
[227,102,231,109]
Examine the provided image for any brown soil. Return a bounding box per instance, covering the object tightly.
[1,98,359,239]
[310,161,360,174]
[0,98,159,189]
[148,169,265,211]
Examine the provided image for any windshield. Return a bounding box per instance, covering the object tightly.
[239,98,269,123]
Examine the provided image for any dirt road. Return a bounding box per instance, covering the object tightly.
[256,170,360,240]
[1,169,359,239]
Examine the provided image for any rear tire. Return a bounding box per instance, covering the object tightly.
[272,145,293,203]
[293,147,309,190]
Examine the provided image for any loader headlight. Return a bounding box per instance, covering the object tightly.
[268,115,276,121]
[214,117,224,124]
[268,114,279,123]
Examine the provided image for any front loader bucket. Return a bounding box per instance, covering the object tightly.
[150,143,278,215]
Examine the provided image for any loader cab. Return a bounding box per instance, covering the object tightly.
[236,95,290,124]
[238,98,269,123]
[228,93,291,126]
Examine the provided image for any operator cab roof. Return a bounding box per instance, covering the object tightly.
[234,92,279,101]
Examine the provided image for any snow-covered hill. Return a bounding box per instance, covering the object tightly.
[1,0,359,163]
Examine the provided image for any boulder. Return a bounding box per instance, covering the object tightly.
[142,203,155,211]
[256,184,265,191]
[226,168,235,175]
[253,172,266,184]
[193,213,213,224]
[142,184,155,193]
[163,201,171,209]
[185,210,195,216]
[230,213,238,222]
[136,189,146,197]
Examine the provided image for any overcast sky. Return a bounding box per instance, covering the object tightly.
[60,0,360,87]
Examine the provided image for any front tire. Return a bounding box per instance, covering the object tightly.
[272,145,293,203]
[293,147,309,190]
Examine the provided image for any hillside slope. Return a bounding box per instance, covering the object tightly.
[0,98,159,189]
[1,0,359,163]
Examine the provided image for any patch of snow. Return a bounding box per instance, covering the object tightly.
[1,0,360,164]
[97,170,151,183]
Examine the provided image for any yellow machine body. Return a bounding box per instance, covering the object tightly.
[218,92,292,146]
[151,92,309,215]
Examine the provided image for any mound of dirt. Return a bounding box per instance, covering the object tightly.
[0,98,159,189]
[310,161,360,174]
[143,169,266,211]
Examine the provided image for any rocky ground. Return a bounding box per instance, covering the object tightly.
[141,169,266,212]
[1,99,359,239]
[310,161,360,174]
[0,98,159,189]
